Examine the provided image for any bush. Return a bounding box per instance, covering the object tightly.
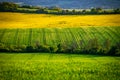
[26,45,35,52]
[108,42,120,56]
[49,46,55,53]
[35,45,50,52]
[0,43,9,52]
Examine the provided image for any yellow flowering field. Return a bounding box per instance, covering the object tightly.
[0,12,120,28]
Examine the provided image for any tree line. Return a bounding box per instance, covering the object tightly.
[0,2,120,15]
[0,39,120,56]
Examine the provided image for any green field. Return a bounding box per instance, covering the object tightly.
[0,12,120,80]
[0,27,120,47]
[0,53,120,80]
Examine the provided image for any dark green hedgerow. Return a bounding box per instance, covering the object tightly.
[0,39,120,56]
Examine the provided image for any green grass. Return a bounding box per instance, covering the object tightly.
[0,27,120,48]
[17,8,38,11]
[0,53,120,80]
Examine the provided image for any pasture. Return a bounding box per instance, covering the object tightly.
[0,53,120,80]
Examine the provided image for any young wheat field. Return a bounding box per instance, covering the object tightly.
[0,27,119,47]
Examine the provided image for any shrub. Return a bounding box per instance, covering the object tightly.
[26,45,35,52]
[56,44,62,53]
[0,43,9,52]
[35,45,50,52]
[49,46,55,53]
[0,40,119,56]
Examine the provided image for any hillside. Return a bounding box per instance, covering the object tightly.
[0,0,120,9]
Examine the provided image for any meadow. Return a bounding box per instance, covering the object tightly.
[0,53,120,80]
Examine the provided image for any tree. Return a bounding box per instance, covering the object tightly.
[21,5,31,8]
[61,10,66,14]
[82,9,86,14]
[108,42,120,56]
[66,10,69,13]
[114,8,120,14]
[90,8,102,14]
[0,2,18,11]
[72,9,76,14]
[90,8,97,14]
[0,43,9,52]
[86,38,100,54]
[49,6,62,11]
[56,44,62,52]
[49,46,55,53]
[96,8,102,13]
[37,8,45,13]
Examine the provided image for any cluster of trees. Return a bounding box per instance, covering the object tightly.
[0,2,18,12]
[0,39,120,56]
[36,7,120,15]
[0,2,120,15]
[20,5,40,9]
[56,8,120,15]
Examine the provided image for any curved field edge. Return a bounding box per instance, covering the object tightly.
[0,12,120,28]
[0,53,120,80]
[0,27,119,46]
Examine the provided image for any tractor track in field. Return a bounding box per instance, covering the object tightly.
[13,29,19,45]
[49,30,55,45]
[28,29,32,45]
[68,28,78,48]
[42,28,46,45]
[0,29,6,43]
[103,28,118,43]
[106,27,120,38]
[105,27,120,41]
[61,29,68,46]
[54,28,61,44]
[48,29,54,45]
[62,29,70,46]
[85,28,95,40]
[90,27,104,39]
[77,28,86,47]
[91,27,106,41]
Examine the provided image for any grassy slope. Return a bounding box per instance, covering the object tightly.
[0,53,120,80]
[0,12,120,28]
[0,27,119,47]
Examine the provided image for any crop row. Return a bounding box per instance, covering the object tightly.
[0,27,119,47]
